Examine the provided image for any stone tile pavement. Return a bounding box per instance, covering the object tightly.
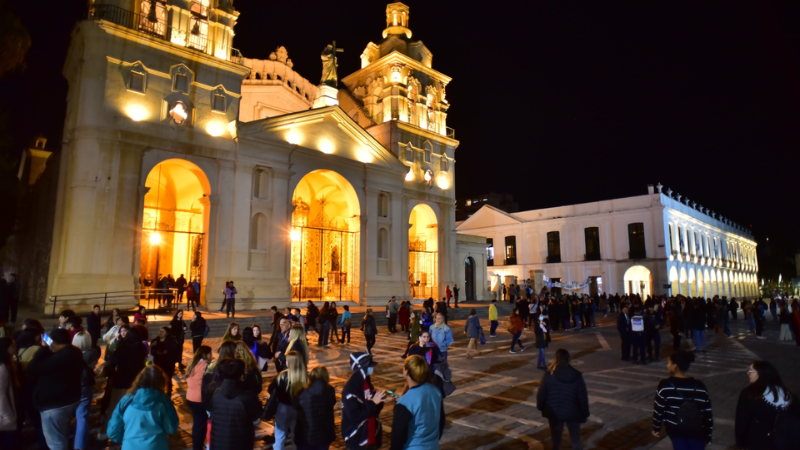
[17,305,800,449]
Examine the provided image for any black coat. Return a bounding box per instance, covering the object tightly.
[342,371,383,448]
[189,317,207,339]
[362,315,377,336]
[86,312,102,341]
[107,340,147,389]
[210,379,262,450]
[294,379,336,446]
[735,387,798,450]
[536,366,590,423]
[27,345,85,411]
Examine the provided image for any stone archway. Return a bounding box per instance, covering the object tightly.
[140,159,210,304]
[290,170,361,302]
[409,204,438,300]
[624,265,651,297]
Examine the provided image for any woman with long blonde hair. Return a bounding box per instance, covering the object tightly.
[234,341,263,394]
[263,351,308,450]
[222,321,241,342]
[286,325,309,366]
[107,365,179,450]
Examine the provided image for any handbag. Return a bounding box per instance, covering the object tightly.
[344,318,352,328]
[479,332,486,345]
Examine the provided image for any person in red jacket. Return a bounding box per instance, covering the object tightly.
[445,285,453,307]
[508,309,525,354]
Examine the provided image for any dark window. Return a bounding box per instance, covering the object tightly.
[486,238,494,266]
[584,227,600,260]
[505,236,517,265]
[668,224,676,255]
[212,93,225,112]
[678,226,685,253]
[628,222,646,259]
[129,71,145,93]
[547,231,561,263]
[173,73,188,92]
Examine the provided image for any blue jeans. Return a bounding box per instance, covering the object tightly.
[274,403,296,450]
[724,323,731,337]
[670,436,705,450]
[490,320,498,335]
[573,315,581,330]
[693,329,707,351]
[563,318,571,330]
[187,400,207,450]
[75,387,93,449]
[538,348,546,367]
[511,331,523,351]
[40,401,79,450]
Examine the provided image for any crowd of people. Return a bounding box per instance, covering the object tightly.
[0,287,798,450]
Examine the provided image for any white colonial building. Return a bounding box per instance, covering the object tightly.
[41,1,488,312]
[456,185,758,300]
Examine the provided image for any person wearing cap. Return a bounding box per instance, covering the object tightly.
[342,352,386,449]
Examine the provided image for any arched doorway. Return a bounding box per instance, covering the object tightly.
[409,204,438,299]
[290,170,360,302]
[140,159,210,303]
[624,265,651,297]
[669,266,679,295]
[464,256,476,300]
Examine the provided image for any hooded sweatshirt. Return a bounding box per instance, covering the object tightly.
[107,388,179,450]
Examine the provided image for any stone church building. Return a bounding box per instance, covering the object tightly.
[34,1,488,311]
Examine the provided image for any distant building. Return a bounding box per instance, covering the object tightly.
[456,192,519,221]
[457,184,759,299]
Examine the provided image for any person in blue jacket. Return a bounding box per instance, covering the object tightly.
[430,313,454,360]
[390,355,444,450]
[107,365,178,450]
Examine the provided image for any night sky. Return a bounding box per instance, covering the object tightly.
[3,1,799,278]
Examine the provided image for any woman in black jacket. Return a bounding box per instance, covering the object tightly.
[189,311,207,353]
[361,309,377,354]
[104,325,148,426]
[210,359,262,450]
[735,361,797,450]
[169,309,187,372]
[537,348,589,450]
[151,326,180,394]
[294,366,336,450]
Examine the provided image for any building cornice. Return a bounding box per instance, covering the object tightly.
[342,51,451,85]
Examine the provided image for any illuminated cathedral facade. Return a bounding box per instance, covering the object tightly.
[44,1,488,311]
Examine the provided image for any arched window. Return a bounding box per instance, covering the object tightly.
[423,141,433,163]
[250,213,267,250]
[378,193,389,218]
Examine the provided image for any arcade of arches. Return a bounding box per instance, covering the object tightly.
[140,160,209,292]
[624,265,652,297]
[409,204,438,300]
[669,265,758,298]
[290,170,361,302]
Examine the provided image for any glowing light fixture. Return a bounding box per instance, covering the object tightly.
[436,174,450,190]
[290,228,301,241]
[205,121,225,137]
[356,147,373,163]
[149,231,161,245]
[405,168,414,181]
[286,129,302,145]
[169,102,189,125]
[318,139,334,154]
[423,170,432,182]
[125,103,149,122]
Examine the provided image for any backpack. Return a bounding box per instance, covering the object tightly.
[772,406,800,450]
[670,382,704,434]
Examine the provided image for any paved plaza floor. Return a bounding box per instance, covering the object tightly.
[18,306,800,450]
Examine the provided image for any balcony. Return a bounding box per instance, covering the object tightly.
[546,255,561,264]
[629,250,647,260]
[585,252,601,261]
[89,4,243,64]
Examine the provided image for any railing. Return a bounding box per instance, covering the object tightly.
[89,4,241,64]
[48,288,178,318]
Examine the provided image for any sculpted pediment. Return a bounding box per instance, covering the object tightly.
[237,106,408,173]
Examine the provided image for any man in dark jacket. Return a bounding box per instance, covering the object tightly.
[272,317,292,372]
[306,301,320,335]
[294,373,337,448]
[342,352,386,449]
[7,273,20,323]
[210,359,262,450]
[86,304,102,348]
[28,328,85,450]
[617,306,631,361]
[175,274,188,303]
[536,349,590,450]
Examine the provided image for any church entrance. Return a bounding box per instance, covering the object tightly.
[464,256,476,300]
[290,170,360,302]
[409,204,438,300]
[140,160,209,302]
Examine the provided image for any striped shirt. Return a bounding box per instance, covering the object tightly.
[652,376,713,442]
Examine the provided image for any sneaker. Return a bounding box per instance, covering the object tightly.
[510,350,517,354]
[490,334,497,337]
[757,336,766,339]
[519,346,526,352]
[324,344,331,347]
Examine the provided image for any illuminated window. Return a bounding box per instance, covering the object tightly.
[139,0,167,37]
[169,101,189,125]
[129,70,145,93]
[191,0,209,17]
[188,17,209,51]
[486,238,494,266]
[212,93,226,112]
[173,73,188,93]
[505,236,517,265]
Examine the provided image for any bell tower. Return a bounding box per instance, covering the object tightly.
[383,2,411,39]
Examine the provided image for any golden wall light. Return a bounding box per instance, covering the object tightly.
[356,147,373,163]
[125,103,149,122]
[290,228,301,241]
[436,173,450,190]
[318,139,334,154]
[149,231,161,245]
[205,120,225,137]
[287,129,302,145]
[405,167,414,181]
